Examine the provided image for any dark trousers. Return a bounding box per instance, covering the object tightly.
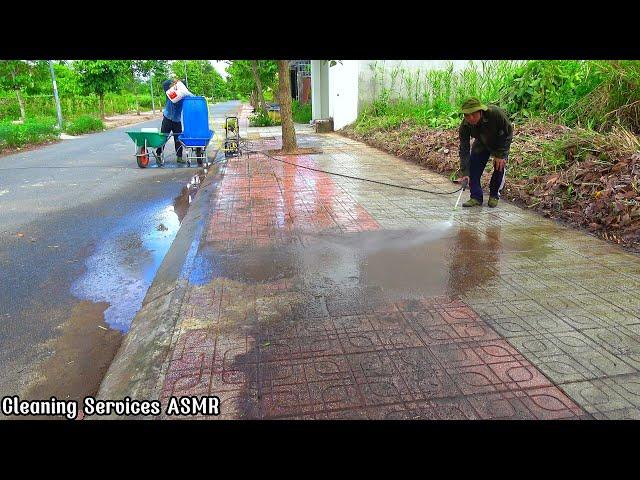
[159,116,184,157]
[469,141,507,202]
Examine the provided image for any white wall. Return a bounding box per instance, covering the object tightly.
[328,60,360,130]
[314,59,477,130]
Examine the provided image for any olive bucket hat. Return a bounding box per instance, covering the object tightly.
[461,97,488,114]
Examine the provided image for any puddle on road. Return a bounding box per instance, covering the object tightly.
[72,167,209,332]
[5,159,217,409]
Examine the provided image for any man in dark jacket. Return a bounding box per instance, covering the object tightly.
[157,78,193,164]
[457,98,513,208]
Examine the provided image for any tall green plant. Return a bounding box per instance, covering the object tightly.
[73,60,132,118]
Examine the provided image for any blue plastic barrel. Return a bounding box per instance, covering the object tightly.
[179,96,213,146]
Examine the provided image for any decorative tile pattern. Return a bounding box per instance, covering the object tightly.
[157,133,607,419]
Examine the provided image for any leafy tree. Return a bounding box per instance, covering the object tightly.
[51,62,83,97]
[168,60,229,101]
[251,60,268,114]
[210,68,229,101]
[128,60,170,114]
[226,60,277,106]
[0,60,47,120]
[72,60,132,118]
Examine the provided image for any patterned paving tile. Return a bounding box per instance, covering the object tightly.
[156,131,640,419]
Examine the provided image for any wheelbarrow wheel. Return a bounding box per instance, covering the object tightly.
[137,147,150,169]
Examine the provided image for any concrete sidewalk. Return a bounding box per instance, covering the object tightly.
[100,122,640,420]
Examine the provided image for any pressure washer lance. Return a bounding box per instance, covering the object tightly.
[453,178,469,210]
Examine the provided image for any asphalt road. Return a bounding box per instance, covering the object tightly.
[0,100,241,403]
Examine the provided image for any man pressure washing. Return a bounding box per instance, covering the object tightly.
[457,98,513,208]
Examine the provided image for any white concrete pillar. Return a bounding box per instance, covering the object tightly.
[311,60,330,120]
[320,61,329,118]
[311,60,322,120]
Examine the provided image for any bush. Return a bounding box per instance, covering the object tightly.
[249,109,279,127]
[292,99,312,124]
[0,93,158,122]
[353,60,640,134]
[0,116,59,149]
[64,115,104,135]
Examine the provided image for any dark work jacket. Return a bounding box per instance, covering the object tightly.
[458,105,513,176]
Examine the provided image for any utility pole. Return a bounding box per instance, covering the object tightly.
[149,76,155,113]
[48,60,63,130]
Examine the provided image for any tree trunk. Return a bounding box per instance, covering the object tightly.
[277,60,297,153]
[10,69,26,121]
[251,60,268,114]
[99,94,105,119]
[15,89,25,121]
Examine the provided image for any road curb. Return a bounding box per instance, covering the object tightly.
[94,152,225,417]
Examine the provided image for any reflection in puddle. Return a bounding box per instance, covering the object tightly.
[71,202,181,332]
[72,168,208,332]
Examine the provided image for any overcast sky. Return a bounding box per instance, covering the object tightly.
[210,60,229,78]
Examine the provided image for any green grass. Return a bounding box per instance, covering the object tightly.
[0,93,156,121]
[0,116,59,149]
[357,60,640,134]
[292,99,312,124]
[64,115,104,135]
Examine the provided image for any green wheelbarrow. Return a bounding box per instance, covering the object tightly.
[126,129,170,168]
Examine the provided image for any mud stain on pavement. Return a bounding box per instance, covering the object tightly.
[24,300,123,404]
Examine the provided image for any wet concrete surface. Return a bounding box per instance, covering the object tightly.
[189,220,557,302]
[154,135,597,420]
[0,101,241,404]
[91,121,640,419]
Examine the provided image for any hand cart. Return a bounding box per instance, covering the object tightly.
[125,129,170,168]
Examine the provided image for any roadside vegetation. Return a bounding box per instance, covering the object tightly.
[292,99,312,124]
[0,60,230,152]
[0,59,311,152]
[63,115,105,135]
[0,117,59,149]
[341,60,640,250]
